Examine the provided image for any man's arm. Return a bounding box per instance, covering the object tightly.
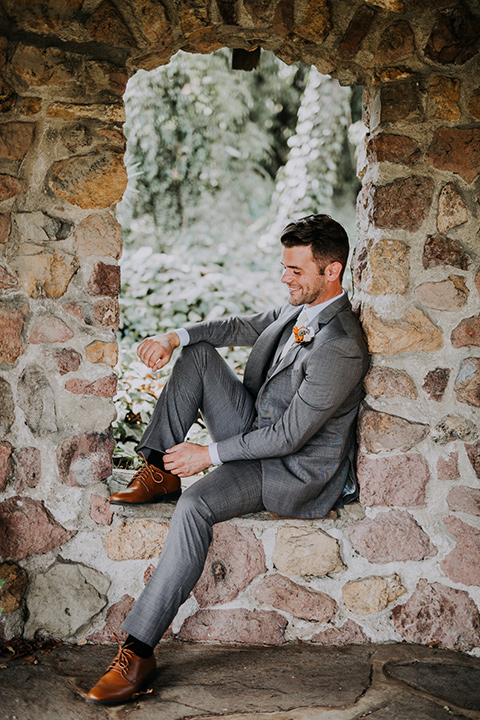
[185,307,281,348]
[137,307,282,372]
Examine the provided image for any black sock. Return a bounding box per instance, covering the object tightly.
[140,448,165,471]
[124,634,154,658]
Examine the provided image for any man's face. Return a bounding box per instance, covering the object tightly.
[280,245,328,307]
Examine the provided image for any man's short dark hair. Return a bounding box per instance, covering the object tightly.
[280,214,350,281]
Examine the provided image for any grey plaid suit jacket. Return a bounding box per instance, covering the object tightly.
[186,294,369,518]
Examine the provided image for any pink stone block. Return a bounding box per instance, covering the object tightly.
[426,127,480,184]
[65,375,117,397]
[0,174,21,201]
[0,441,13,492]
[437,182,468,233]
[337,5,376,58]
[0,122,35,161]
[63,298,120,329]
[87,594,135,643]
[311,619,369,645]
[392,579,480,652]
[193,523,266,607]
[358,176,434,232]
[75,212,123,259]
[0,496,76,561]
[57,432,114,486]
[13,447,41,491]
[359,409,428,454]
[422,235,470,271]
[252,573,337,622]
[437,452,459,480]
[425,6,480,65]
[90,494,113,526]
[422,368,450,401]
[447,486,480,517]
[179,609,287,645]
[357,454,429,507]
[366,133,420,166]
[442,516,480,586]
[347,510,437,563]
[364,367,417,400]
[0,296,29,364]
[451,314,480,348]
[0,214,10,243]
[50,348,81,375]
[416,276,468,312]
[29,315,74,343]
[465,441,480,478]
[92,298,120,328]
[87,262,121,297]
[454,358,480,408]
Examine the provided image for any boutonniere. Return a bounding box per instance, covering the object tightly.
[293,324,315,344]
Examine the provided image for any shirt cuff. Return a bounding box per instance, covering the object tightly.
[208,443,222,466]
[174,328,190,346]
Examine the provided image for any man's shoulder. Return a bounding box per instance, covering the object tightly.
[317,303,367,351]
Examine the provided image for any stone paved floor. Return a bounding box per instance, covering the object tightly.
[0,641,479,720]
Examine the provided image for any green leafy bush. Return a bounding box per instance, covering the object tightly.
[118,49,306,244]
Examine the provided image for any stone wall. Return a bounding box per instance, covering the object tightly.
[0,8,128,639]
[352,30,480,653]
[0,0,479,654]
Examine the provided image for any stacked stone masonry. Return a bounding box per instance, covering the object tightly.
[0,0,480,655]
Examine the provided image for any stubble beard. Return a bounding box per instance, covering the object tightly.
[288,286,323,307]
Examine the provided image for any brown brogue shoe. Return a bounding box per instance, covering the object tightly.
[110,457,181,505]
[87,642,156,705]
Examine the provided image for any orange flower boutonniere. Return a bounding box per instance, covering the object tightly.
[293,325,315,344]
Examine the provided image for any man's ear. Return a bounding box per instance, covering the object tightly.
[325,261,343,282]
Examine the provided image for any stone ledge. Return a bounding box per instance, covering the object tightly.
[108,470,365,526]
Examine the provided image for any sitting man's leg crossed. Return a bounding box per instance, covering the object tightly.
[87,215,369,705]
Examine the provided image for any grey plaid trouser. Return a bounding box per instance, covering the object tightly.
[122,343,265,646]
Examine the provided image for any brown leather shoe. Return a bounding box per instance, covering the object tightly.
[87,643,156,705]
[110,457,181,505]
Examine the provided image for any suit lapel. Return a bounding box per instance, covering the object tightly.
[266,294,351,381]
[244,305,301,395]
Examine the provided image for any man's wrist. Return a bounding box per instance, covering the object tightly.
[166,330,181,349]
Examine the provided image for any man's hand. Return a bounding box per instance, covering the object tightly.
[137,331,180,371]
[164,442,212,477]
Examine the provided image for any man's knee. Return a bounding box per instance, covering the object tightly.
[173,482,213,524]
[173,341,219,376]
[179,341,216,362]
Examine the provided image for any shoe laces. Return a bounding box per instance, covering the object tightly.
[129,457,165,492]
[106,634,136,682]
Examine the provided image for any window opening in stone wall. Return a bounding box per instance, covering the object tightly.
[113,49,365,469]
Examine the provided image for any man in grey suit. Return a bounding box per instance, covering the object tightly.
[87,214,369,705]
